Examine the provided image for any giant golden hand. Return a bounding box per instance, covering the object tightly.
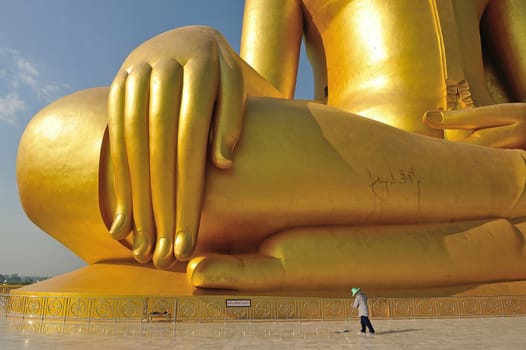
[107,26,249,267]
[424,103,526,149]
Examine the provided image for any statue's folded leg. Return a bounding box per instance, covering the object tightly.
[17,87,133,264]
[190,98,526,290]
[189,218,526,290]
[17,88,526,289]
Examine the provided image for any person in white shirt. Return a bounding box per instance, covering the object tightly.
[352,287,375,335]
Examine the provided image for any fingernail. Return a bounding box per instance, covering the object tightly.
[214,147,233,169]
[153,237,175,269]
[109,213,129,239]
[424,110,444,125]
[133,230,152,263]
[216,156,233,169]
[174,231,195,261]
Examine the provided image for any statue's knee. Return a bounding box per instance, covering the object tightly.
[17,88,110,249]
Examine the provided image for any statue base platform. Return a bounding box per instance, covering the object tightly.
[6,263,526,321]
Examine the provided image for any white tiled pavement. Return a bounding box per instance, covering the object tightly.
[1,316,525,349]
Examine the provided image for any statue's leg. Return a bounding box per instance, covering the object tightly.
[197,97,526,249]
[189,97,526,290]
[189,218,526,290]
[18,89,526,271]
[17,87,133,264]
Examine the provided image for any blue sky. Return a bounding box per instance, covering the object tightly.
[0,0,313,276]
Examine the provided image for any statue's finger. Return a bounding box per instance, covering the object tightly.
[210,45,246,169]
[108,70,133,240]
[174,56,219,261]
[124,61,155,263]
[149,58,183,269]
[424,104,521,130]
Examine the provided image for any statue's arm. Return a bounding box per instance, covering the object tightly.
[482,0,526,102]
[423,0,526,149]
[240,0,304,98]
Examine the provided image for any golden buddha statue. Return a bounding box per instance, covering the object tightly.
[17,0,526,291]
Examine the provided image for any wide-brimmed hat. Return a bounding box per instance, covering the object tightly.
[351,287,361,296]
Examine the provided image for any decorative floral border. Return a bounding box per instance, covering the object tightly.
[3,293,525,322]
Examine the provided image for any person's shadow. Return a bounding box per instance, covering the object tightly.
[374,328,422,335]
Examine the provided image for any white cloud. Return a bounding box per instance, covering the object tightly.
[0,93,25,124]
[15,56,39,89]
[0,48,69,125]
[16,56,39,78]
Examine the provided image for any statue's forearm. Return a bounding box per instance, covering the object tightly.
[483,0,526,101]
[240,0,303,98]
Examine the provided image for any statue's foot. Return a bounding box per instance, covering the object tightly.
[188,253,284,290]
[188,219,526,291]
